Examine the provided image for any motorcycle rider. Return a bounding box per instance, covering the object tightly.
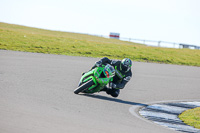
[91,57,132,97]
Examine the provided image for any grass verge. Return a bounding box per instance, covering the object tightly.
[179,107,200,129]
[0,22,200,66]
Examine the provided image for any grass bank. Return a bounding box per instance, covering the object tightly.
[0,22,200,66]
[179,107,200,129]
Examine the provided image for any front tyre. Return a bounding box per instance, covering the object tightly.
[74,79,94,94]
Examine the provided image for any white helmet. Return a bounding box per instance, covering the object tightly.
[120,58,132,72]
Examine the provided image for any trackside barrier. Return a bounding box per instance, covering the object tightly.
[90,34,200,50]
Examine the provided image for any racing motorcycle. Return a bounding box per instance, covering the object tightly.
[74,64,115,94]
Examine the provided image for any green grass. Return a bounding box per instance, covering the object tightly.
[179,107,200,129]
[0,22,200,66]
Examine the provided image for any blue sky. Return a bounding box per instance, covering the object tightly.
[1,0,200,46]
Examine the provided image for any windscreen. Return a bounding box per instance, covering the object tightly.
[104,64,115,78]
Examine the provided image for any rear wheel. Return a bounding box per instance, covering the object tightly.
[74,79,94,94]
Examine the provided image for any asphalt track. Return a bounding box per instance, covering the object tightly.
[0,50,200,133]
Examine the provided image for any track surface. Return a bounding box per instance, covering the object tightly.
[0,50,200,133]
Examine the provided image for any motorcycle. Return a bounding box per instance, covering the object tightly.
[74,64,115,94]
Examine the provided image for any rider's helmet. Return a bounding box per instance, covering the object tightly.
[120,58,132,72]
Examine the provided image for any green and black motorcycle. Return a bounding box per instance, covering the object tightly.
[74,64,115,94]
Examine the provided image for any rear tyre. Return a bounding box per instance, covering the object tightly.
[74,79,94,94]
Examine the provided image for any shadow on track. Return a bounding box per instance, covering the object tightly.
[80,93,148,107]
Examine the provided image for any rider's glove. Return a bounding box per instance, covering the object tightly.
[109,82,117,89]
[95,60,102,67]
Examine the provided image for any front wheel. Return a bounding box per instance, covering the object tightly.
[74,79,94,94]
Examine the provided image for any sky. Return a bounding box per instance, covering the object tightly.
[1,0,200,47]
